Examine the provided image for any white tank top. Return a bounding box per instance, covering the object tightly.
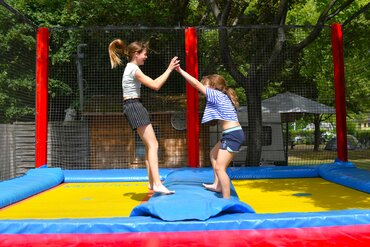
[122,63,141,98]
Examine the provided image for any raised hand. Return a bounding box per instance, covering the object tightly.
[168,56,180,71]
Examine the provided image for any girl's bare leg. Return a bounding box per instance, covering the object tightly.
[214,149,235,199]
[203,142,222,192]
[137,124,174,194]
[145,158,153,190]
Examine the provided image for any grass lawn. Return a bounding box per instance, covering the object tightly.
[288,145,370,171]
[348,149,370,170]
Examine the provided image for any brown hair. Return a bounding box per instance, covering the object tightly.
[108,39,149,69]
[201,74,239,107]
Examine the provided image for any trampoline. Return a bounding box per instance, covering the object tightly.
[0,7,367,244]
[0,161,369,246]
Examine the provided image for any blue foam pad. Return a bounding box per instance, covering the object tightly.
[318,161,370,193]
[63,168,175,182]
[2,209,370,233]
[130,168,255,221]
[228,165,319,179]
[0,168,64,208]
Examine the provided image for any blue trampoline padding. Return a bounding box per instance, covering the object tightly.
[1,209,369,234]
[130,168,255,221]
[318,161,370,193]
[0,168,64,208]
[228,165,319,179]
[63,168,175,182]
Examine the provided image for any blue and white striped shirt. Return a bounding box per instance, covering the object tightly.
[201,87,239,124]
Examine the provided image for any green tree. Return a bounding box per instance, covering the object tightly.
[0,3,35,123]
[202,0,369,165]
[0,0,76,123]
[1,0,368,163]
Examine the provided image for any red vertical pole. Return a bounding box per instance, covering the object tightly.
[35,27,49,168]
[331,23,348,162]
[185,27,200,167]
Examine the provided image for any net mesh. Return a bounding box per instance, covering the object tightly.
[48,27,187,169]
[197,26,338,166]
[47,26,341,169]
[343,16,370,171]
[0,5,36,180]
[0,15,368,179]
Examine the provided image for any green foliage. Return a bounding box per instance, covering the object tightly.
[48,78,74,98]
[290,129,315,144]
[346,118,357,135]
[286,0,320,25]
[7,0,201,27]
[342,13,370,114]
[235,87,247,105]
[354,130,370,147]
[278,0,369,114]
[0,0,368,123]
[0,74,35,122]
[0,6,36,123]
[0,2,75,123]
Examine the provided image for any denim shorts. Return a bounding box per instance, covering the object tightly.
[220,126,245,153]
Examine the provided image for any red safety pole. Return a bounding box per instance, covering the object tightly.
[331,23,348,162]
[35,27,49,168]
[185,27,200,167]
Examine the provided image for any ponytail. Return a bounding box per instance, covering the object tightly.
[225,87,239,108]
[108,39,127,69]
[108,39,149,69]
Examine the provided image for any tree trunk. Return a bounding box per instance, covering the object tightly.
[245,83,263,166]
[313,114,321,151]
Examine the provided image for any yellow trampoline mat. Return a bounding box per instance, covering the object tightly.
[0,182,150,219]
[1,178,369,220]
[233,178,370,214]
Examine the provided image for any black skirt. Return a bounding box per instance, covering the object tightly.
[123,99,151,130]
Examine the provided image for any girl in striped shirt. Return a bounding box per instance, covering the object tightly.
[176,67,245,199]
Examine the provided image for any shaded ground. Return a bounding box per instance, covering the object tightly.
[288,145,370,170]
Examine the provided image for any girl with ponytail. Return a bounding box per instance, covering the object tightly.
[109,39,179,194]
[176,67,244,199]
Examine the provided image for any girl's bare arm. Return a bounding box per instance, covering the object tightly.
[135,57,179,91]
[176,67,206,95]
